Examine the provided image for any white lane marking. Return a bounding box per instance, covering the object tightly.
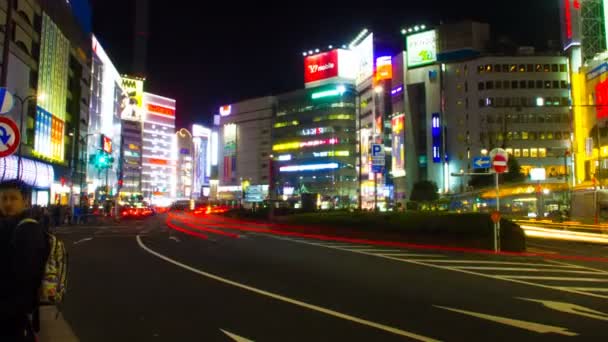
[169,236,181,243]
[263,234,608,299]
[453,267,603,274]
[415,260,579,267]
[434,306,578,336]
[556,287,608,292]
[504,276,608,282]
[73,237,93,245]
[136,236,440,342]
[221,329,254,342]
[378,253,445,258]
[545,259,608,275]
[518,298,608,322]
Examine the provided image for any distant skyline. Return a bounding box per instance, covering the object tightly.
[91,1,561,129]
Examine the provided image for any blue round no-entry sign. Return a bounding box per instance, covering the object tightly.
[0,88,15,115]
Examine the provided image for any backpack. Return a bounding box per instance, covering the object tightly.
[15,218,68,306]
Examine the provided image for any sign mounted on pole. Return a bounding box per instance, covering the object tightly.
[371,143,385,173]
[0,116,20,158]
[0,88,15,115]
[472,156,491,169]
[490,148,509,174]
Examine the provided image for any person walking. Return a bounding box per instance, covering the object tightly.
[0,180,49,341]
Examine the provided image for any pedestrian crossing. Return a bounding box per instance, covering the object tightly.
[270,235,608,299]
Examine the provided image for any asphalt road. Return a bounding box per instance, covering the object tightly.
[56,214,608,341]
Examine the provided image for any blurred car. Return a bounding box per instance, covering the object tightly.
[120,205,155,219]
[192,205,229,216]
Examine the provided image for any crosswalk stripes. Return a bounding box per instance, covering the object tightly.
[270,235,608,299]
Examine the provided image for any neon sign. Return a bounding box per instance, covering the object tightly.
[147,104,175,116]
[273,138,339,151]
[279,163,339,173]
[220,105,232,117]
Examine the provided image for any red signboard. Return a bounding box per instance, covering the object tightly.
[102,135,112,154]
[304,50,339,84]
[596,79,608,119]
[147,104,175,117]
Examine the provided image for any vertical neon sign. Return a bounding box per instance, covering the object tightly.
[432,113,441,164]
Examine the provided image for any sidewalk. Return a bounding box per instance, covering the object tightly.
[39,306,79,342]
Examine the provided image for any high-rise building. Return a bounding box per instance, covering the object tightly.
[216,98,274,203]
[119,76,146,201]
[192,124,212,199]
[274,84,358,208]
[87,36,124,202]
[141,92,176,206]
[176,128,194,199]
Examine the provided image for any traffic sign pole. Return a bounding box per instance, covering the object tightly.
[495,172,500,252]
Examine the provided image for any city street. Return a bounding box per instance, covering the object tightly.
[55,213,608,341]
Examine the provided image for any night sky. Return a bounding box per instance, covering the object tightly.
[90,0,561,129]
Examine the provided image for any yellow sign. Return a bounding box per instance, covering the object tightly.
[121,76,145,121]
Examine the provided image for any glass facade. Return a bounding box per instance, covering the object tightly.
[274,84,358,208]
[35,14,70,161]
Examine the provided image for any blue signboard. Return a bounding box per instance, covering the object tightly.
[472,156,491,169]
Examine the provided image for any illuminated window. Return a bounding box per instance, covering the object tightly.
[539,132,546,140]
[539,148,547,157]
[547,132,554,140]
[506,148,513,155]
[477,65,484,74]
[512,131,521,140]
[530,148,538,158]
[535,64,542,72]
[497,132,504,141]
[519,64,526,72]
[522,149,530,157]
[485,64,492,72]
[544,64,550,72]
[522,131,529,140]
[514,149,521,157]
[510,64,517,72]
[545,81,552,89]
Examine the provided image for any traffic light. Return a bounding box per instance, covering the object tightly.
[90,151,114,169]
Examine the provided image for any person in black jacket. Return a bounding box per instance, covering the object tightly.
[0,180,48,341]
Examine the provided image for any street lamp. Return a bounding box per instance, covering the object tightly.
[14,93,44,180]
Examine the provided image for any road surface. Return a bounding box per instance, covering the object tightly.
[56,213,608,341]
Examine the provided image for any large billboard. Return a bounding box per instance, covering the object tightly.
[406,30,437,68]
[121,77,144,121]
[352,33,374,85]
[304,49,355,86]
[223,124,237,182]
[391,114,405,178]
[560,0,582,50]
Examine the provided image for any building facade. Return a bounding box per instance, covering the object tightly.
[444,55,572,192]
[192,124,212,199]
[216,97,273,203]
[176,128,194,199]
[141,92,176,206]
[274,84,358,208]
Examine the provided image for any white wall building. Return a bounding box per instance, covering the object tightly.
[141,92,176,206]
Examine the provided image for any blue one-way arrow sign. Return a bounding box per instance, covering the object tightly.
[472,156,491,169]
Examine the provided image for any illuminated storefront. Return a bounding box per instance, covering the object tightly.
[0,156,54,206]
[141,92,176,206]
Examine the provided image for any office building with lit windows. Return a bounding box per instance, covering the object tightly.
[141,92,176,206]
[443,54,572,192]
[273,84,358,208]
